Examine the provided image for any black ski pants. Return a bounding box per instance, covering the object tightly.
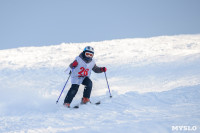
[64,77,92,104]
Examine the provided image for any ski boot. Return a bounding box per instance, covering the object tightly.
[81,97,91,104]
[63,103,70,108]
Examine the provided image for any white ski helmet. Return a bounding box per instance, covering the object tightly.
[83,46,94,54]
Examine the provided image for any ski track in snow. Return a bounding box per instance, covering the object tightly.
[0,34,200,133]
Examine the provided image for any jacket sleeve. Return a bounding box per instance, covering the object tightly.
[92,64,102,73]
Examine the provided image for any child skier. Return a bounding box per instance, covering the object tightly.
[63,46,107,108]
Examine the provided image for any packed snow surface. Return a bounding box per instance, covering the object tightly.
[0,34,200,133]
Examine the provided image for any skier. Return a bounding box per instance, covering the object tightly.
[63,46,107,108]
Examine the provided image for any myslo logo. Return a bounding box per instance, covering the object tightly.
[172,126,197,131]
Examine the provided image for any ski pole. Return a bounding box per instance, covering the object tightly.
[56,68,74,104]
[104,71,112,98]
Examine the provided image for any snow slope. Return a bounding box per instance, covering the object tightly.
[0,34,200,133]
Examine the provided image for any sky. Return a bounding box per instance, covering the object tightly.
[0,0,200,50]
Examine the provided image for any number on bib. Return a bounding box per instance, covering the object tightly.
[78,67,89,77]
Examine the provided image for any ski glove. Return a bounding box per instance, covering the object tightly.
[101,67,107,72]
[72,60,78,67]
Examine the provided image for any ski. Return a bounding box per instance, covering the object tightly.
[94,101,101,105]
[73,104,80,108]
[72,101,101,109]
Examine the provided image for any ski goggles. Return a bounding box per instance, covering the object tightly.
[85,52,94,58]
